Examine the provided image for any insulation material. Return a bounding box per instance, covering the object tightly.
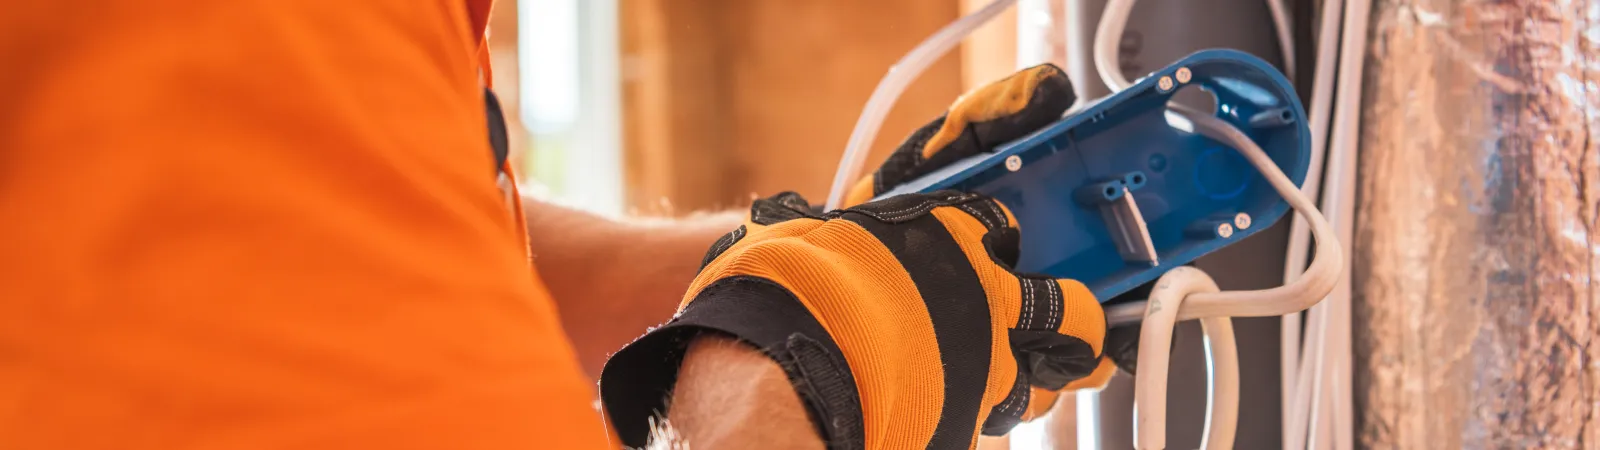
[1354,0,1600,448]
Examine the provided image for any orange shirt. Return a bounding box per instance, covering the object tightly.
[0,1,611,448]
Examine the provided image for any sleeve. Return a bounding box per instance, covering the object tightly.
[0,1,614,448]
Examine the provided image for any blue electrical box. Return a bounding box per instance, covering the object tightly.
[876,49,1310,301]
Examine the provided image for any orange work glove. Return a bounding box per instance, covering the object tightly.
[843,64,1077,207]
[844,62,1121,423]
[601,191,1108,449]
[601,64,1115,448]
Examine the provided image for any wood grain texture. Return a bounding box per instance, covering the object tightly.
[619,0,964,214]
[620,0,732,215]
[1354,0,1600,448]
[718,1,964,206]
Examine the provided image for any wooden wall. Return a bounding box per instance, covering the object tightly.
[619,0,968,214]
[1354,0,1600,447]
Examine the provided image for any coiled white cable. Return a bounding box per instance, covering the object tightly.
[1091,0,1342,448]
[1133,267,1239,450]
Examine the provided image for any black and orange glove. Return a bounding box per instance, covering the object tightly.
[601,191,1112,449]
[844,63,1078,207]
[600,64,1117,449]
[843,63,1122,420]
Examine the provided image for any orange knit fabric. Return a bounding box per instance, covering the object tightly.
[687,219,947,449]
[686,199,1109,448]
[0,1,611,449]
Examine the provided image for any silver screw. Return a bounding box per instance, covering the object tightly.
[1217,223,1234,238]
[1175,67,1192,84]
[1158,76,1175,92]
[1005,155,1023,172]
[1234,212,1252,230]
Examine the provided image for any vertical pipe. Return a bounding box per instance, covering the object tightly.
[1354,0,1600,447]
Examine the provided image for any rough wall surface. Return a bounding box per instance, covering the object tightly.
[1355,0,1600,448]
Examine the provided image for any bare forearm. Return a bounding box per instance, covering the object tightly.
[521,195,742,377]
[665,336,825,449]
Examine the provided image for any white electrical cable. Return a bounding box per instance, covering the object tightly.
[1199,315,1240,450]
[1106,103,1341,450]
[1092,0,1342,448]
[1265,0,1296,81]
[1101,103,1343,322]
[824,0,1017,211]
[1280,1,1345,443]
[828,2,1338,448]
[1283,0,1369,447]
[1092,0,1137,90]
[1132,267,1238,450]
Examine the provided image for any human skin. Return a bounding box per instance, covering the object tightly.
[666,336,828,449]
[521,195,743,377]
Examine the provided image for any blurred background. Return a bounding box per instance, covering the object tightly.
[490,0,1014,218]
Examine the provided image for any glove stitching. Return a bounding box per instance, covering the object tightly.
[1008,381,1029,414]
[859,201,941,221]
[1043,277,1056,329]
[712,226,744,258]
[987,200,1009,228]
[996,374,1025,413]
[846,193,983,223]
[958,203,996,229]
[1021,277,1036,329]
[1046,279,1060,331]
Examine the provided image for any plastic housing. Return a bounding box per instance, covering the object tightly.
[876,50,1310,300]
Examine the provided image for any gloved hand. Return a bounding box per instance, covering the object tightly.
[601,64,1116,448]
[844,62,1122,423]
[842,64,1077,207]
[601,191,1108,449]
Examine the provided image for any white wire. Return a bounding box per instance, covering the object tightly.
[1130,272,1242,450]
[1287,293,1330,448]
[1103,103,1342,448]
[1266,0,1297,81]
[1284,0,1370,447]
[829,2,1339,446]
[1132,267,1236,450]
[824,0,1017,211]
[1092,0,1137,91]
[1281,0,1346,445]
[1093,1,1342,448]
[1199,316,1239,450]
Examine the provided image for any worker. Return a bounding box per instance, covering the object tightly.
[0,1,1117,449]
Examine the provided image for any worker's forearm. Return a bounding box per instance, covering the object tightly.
[666,336,825,449]
[521,195,742,377]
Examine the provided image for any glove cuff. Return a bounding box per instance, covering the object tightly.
[599,276,865,450]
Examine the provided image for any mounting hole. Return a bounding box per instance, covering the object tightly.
[1167,84,1218,114]
[1104,186,1117,197]
[1280,109,1294,121]
[1148,153,1169,172]
[1130,173,1145,184]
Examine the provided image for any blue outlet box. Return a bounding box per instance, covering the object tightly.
[876,50,1310,301]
